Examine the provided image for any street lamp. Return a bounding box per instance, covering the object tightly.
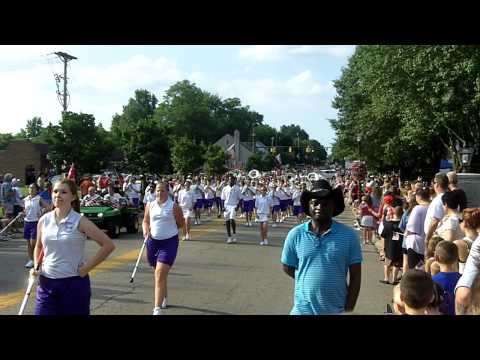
[460,146,474,173]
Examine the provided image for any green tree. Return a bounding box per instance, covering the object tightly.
[331,45,480,175]
[171,136,205,175]
[111,89,171,174]
[21,117,43,138]
[42,112,114,175]
[203,144,228,176]
[0,133,15,150]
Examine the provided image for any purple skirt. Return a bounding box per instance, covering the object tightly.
[146,234,179,267]
[35,275,91,315]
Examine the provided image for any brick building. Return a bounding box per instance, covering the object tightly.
[0,139,50,185]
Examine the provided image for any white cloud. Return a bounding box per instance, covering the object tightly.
[217,70,333,108]
[238,45,289,61]
[189,71,206,84]
[0,45,79,64]
[72,55,183,93]
[239,45,356,61]
[0,54,186,133]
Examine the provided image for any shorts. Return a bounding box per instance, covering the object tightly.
[146,234,179,267]
[272,205,281,214]
[224,205,237,220]
[407,249,424,269]
[360,215,374,228]
[257,214,269,223]
[130,198,139,207]
[24,221,38,240]
[35,275,91,315]
[193,199,204,210]
[204,199,214,208]
[293,205,304,216]
[243,200,255,213]
[182,208,193,219]
[279,200,289,212]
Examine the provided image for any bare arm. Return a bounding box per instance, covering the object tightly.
[173,203,185,230]
[345,263,362,312]
[425,218,440,256]
[282,264,296,279]
[142,203,151,238]
[31,219,44,274]
[78,217,116,277]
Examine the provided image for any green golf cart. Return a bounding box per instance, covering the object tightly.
[80,201,140,238]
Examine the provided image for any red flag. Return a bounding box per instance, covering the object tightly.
[67,163,77,181]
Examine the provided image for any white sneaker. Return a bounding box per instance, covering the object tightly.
[272,223,277,228]
[231,237,237,243]
[153,307,162,315]
[161,298,168,309]
[181,236,186,241]
[260,241,265,246]
[198,220,202,225]
[227,237,233,244]
[185,233,190,240]
[25,260,34,269]
[263,239,268,245]
[254,219,258,223]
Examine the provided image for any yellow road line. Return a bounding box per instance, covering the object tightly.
[0,218,223,311]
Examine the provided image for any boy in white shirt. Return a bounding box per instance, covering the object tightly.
[221,175,242,244]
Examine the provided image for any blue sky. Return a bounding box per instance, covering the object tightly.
[0,45,356,150]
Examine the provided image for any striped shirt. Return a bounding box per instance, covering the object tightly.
[281,220,362,315]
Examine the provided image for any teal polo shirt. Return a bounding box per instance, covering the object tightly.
[281,220,362,315]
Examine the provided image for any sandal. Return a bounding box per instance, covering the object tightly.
[379,255,385,261]
[379,280,390,284]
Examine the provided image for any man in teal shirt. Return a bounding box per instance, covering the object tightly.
[281,179,362,314]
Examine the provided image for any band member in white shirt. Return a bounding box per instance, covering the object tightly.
[255,184,273,245]
[269,182,281,227]
[178,180,194,240]
[221,175,242,244]
[191,178,205,225]
[241,179,256,227]
[204,179,216,218]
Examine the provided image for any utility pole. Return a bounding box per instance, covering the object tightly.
[54,52,77,112]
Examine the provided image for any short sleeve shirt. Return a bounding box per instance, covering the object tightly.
[281,220,363,315]
[424,193,445,235]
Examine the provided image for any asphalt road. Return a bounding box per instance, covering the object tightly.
[0,208,392,315]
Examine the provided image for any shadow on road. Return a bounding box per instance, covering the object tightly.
[166,304,235,315]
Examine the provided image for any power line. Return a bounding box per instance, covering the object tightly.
[52,52,77,113]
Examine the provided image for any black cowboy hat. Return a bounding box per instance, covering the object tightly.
[300,179,345,217]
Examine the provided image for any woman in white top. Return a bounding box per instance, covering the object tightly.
[435,191,464,241]
[143,182,184,315]
[255,184,273,246]
[22,183,52,269]
[31,179,115,315]
[454,208,479,274]
[177,180,194,241]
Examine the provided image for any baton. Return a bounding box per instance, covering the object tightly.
[18,247,44,315]
[129,237,147,283]
[0,213,23,236]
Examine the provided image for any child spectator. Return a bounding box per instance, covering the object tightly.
[398,269,435,315]
[425,236,444,276]
[454,208,480,274]
[432,241,461,315]
[359,195,374,245]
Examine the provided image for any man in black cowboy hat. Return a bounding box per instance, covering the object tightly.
[281,179,362,314]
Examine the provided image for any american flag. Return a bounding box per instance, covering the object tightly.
[82,195,102,207]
